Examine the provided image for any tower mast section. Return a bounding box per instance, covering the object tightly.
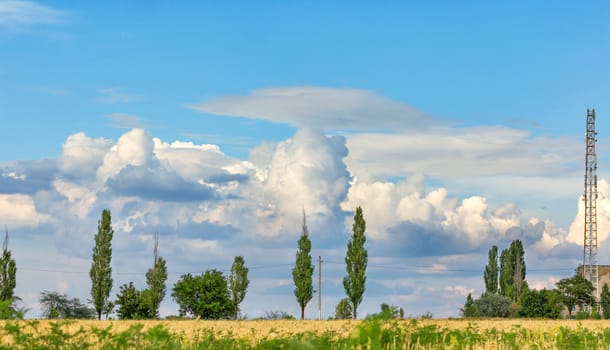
[583,108,599,302]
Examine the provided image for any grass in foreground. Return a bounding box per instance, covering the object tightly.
[1,318,610,349]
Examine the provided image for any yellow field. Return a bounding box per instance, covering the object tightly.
[3,318,609,338]
[2,318,610,349]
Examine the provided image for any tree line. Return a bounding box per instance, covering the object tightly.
[463,240,607,319]
[1,206,370,320]
[292,206,368,320]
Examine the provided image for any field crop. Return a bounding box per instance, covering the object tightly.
[1,318,610,349]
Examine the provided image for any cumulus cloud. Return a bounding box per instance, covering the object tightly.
[57,132,113,179]
[567,179,610,245]
[107,165,217,202]
[0,193,50,228]
[97,129,155,182]
[0,124,586,319]
[189,86,435,131]
[343,176,556,257]
[0,160,55,194]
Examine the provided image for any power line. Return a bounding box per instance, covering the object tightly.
[18,262,576,276]
[323,261,575,273]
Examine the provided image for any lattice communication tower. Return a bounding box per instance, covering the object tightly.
[583,108,599,300]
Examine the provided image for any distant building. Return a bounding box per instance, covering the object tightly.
[576,265,610,298]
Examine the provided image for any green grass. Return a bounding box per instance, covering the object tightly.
[2,319,610,349]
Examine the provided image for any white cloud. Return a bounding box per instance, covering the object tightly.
[0,0,66,27]
[567,179,610,245]
[189,86,434,131]
[0,126,586,319]
[53,179,97,219]
[97,129,154,182]
[57,132,113,179]
[345,126,580,181]
[0,193,49,228]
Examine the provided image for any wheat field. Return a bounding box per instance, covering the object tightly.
[1,318,610,349]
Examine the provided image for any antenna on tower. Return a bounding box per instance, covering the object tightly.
[583,108,599,303]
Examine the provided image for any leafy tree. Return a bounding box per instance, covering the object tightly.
[115,282,152,320]
[229,256,249,320]
[0,299,25,320]
[171,269,234,319]
[600,283,610,319]
[39,291,95,319]
[0,228,16,302]
[461,293,478,318]
[343,206,368,319]
[473,293,512,317]
[368,303,401,320]
[517,289,562,318]
[334,297,353,319]
[292,210,314,320]
[145,233,167,318]
[499,240,527,301]
[90,209,114,320]
[556,274,595,318]
[484,246,498,294]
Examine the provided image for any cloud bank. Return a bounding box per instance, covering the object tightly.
[2,86,592,318]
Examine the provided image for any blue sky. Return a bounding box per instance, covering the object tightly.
[1,0,610,319]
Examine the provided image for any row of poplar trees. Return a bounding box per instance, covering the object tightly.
[483,239,527,300]
[89,209,168,320]
[292,206,368,319]
[89,209,251,320]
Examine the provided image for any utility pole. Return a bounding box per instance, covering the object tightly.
[318,256,322,320]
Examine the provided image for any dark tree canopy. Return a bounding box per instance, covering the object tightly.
[334,297,353,319]
[473,293,512,318]
[556,274,595,317]
[461,293,477,318]
[292,211,314,320]
[90,209,114,320]
[172,269,233,319]
[229,256,249,320]
[343,206,368,319]
[39,291,95,319]
[115,282,153,320]
[517,289,562,319]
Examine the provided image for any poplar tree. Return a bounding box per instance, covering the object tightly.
[483,245,498,294]
[343,206,367,319]
[90,209,114,320]
[229,256,249,320]
[292,210,314,320]
[499,240,527,301]
[0,228,16,302]
[499,247,514,299]
[145,233,167,318]
[510,240,527,301]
